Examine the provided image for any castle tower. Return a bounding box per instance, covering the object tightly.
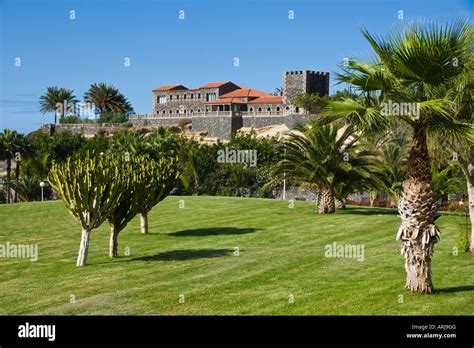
[282,70,329,104]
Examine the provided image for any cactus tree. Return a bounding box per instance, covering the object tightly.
[49,154,125,266]
[138,156,180,234]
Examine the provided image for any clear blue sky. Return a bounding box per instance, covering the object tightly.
[0,0,471,134]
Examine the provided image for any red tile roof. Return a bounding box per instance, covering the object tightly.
[153,84,188,92]
[205,98,247,105]
[219,88,271,99]
[199,81,232,89]
[247,96,283,104]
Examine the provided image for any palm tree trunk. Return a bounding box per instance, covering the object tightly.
[6,159,11,204]
[397,128,440,294]
[318,187,335,214]
[109,225,119,257]
[140,212,148,234]
[76,228,91,266]
[14,161,20,203]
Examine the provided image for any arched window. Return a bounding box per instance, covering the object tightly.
[295,107,299,113]
[276,107,280,111]
[249,107,253,112]
[198,94,201,99]
[184,94,187,100]
[197,109,201,112]
[285,106,290,110]
[169,95,173,101]
[267,107,271,111]
[258,107,262,112]
[176,109,180,114]
[190,109,194,114]
[169,110,173,114]
[176,95,180,100]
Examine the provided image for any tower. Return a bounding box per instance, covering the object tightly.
[282,70,329,104]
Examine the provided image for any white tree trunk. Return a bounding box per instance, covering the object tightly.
[461,146,474,253]
[140,212,148,234]
[76,228,91,267]
[109,226,119,258]
[467,181,474,253]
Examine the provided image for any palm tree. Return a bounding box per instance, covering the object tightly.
[0,129,21,203]
[84,83,132,119]
[324,20,472,293]
[277,121,380,213]
[39,87,77,135]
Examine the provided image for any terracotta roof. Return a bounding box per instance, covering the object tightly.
[247,96,283,104]
[199,81,232,89]
[219,88,271,99]
[205,98,247,105]
[153,84,188,92]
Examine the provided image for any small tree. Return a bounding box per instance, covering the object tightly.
[137,156,180,234]
[49,154,125,266]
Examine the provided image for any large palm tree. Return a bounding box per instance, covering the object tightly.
[39,87,77,135]
[324,20,472,293]
[84,83,132,118]
[277,121,381,213]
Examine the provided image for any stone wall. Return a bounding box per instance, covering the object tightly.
[192,115,242,139]
[282,70,329,104]
[242,114,310,129]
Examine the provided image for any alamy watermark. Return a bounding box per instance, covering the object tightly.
[0,242,38,261]
[217,147,257,167]
[55,101,96,118]
[324,242,365,262]
[380,100,420,120]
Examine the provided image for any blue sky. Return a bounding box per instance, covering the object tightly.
[0,0,471,133]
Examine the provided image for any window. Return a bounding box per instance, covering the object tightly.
[176,109,180,114]
[190,109,193,113]
[267,107,271,111]
[197,109,201,112]
[258,107,262,112]
[169,95,173,101]
[184,94,187,100]
[276,107,280,111]
[249,108,253,111]
[206,93,217,101]
[285,106,289,110]
[295,107,299,113]
[158,95,167,104]
[169,110,173,114]
[162,110,165,114]
[176,95,180,100]
[191,94,194,99]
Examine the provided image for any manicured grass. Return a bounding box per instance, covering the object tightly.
[0,196,472,315]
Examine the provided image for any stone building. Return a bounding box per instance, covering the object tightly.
[131,70,329,139]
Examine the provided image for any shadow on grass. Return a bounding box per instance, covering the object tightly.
[129,248,234,261]
[435,286,474,294]
[342,207,399,216]
[168,227,260,237]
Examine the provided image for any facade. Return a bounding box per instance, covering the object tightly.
[131,70,329,139]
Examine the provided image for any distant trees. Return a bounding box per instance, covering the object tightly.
[84,82,132,115]
[39,87,77,135]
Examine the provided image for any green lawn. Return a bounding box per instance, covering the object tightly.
[0,196,472,315]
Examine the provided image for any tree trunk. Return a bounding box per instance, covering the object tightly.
[109,226,119,258]
[140,212,148,234]
[6,159,11,204]
[460,145,474,253]
[335,198,346,210]
[76,228,91,267]
[396,128,440,294]
[318,187,335,214]
[14,161,20,203]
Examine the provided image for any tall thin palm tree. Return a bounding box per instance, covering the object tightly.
[324,20,472,293]
[39,87,77,135]
[0,129,21,203]
[84,83,132,119]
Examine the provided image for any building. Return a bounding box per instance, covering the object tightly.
[131,70,329,139]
